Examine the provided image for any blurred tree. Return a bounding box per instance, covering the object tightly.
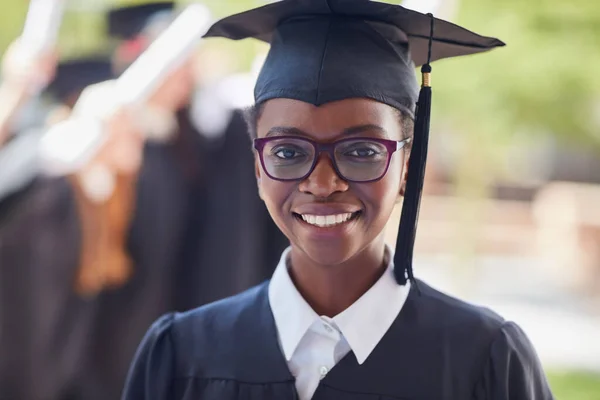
[428,0,600,272]
[435,0,600,156]
[0,1,266,71]
[0,2,28,53]
[2,0,597,137]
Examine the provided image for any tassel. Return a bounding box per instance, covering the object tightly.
[393,14,434,289]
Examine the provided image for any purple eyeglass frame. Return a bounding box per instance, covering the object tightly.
[253,136,412,183]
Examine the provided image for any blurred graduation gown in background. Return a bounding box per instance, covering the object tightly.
[71,4,288,400]
[88,101,287,400]
[0,4,287,399]
[0,57,115,400]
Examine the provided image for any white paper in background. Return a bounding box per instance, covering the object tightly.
[401,0,458,21]
[38,117,106,176]
[20,0,66,55]
[38,4,214,177]
[115,4,213,106]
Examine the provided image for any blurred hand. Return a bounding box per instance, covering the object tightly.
[58,80,146,205]
[1,37,58,92]
[98,107,145,176]
[73,81,145,176]
[0,38,58,145]
[147,58,194,113]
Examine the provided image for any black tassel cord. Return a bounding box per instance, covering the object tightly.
[393,14,434,289]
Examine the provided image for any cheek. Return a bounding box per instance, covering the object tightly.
[381,152,404,197]
[390,150,406,175]
[258,178,296,226]
[356,160,403,222]
[361,178,399,214]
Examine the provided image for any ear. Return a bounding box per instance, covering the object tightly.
[398,156,410,199]
[255,156,264,200]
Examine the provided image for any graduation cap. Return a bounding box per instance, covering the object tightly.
[204,0,505,286]
[46,58,115,104]
[107,1,175,40]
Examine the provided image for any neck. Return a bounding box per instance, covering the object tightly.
[288,238,388,318]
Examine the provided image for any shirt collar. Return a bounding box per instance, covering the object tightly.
[268,246,411,365]
[268,247,319,361]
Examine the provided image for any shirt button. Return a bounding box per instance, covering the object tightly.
[319,366,329,378]
[323,323,333,333]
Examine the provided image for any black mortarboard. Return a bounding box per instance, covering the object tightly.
[204,0,505,286]
[107,2,175,40]
[46,58,114,104]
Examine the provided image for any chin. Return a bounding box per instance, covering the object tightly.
[293,231,365,267]
[283,211,366,265]
[299,243,358,267]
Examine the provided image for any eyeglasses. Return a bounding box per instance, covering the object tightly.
[254,136,411,183]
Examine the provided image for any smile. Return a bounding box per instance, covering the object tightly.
[294,211,361,228]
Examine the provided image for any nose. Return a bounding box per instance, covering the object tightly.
[298,153,349,197]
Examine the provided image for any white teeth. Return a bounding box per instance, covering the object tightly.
[300,213,355,227]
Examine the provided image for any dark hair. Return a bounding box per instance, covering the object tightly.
[242,103,264,140]
[243,102,415,146]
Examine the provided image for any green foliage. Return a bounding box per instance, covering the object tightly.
[2,0,597,148]
[435,0,600,149]
[0,2,28,52]
[0,1,265,69]
[547,370,600,400]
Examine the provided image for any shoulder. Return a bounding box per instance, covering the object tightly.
[124,282,271,390]
[413,280,549,369]
[402,280,509,377]
[472,322,554,399]
[403,281,553,397]
[167,282,272,375]
[411,279,506,335]
[137,282,268,345]
[171,281,269,336]
[121,313,180,400]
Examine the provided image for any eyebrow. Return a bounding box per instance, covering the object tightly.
[265,124,388,138]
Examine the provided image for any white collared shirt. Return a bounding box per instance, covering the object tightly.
[268,246,411,400]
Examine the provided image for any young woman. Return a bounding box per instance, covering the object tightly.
[122,1,555,399]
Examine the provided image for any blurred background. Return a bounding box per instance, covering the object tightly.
[0,0,599,399]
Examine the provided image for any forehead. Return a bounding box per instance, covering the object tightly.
[257,98,403,140]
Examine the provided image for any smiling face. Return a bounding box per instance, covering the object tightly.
[255,98,410,267]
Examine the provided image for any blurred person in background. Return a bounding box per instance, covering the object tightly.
[0,50,115,211]
[0,40,58,209]
[0,41,55,146]
[1,2,287,399]
[84,4,287,399]
[0,39,119,399]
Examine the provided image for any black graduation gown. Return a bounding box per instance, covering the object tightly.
[123,280,555,400]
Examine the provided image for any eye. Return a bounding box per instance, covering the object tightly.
[346,148,378,158]
[337,141,387,163]
[272,146,306,159]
